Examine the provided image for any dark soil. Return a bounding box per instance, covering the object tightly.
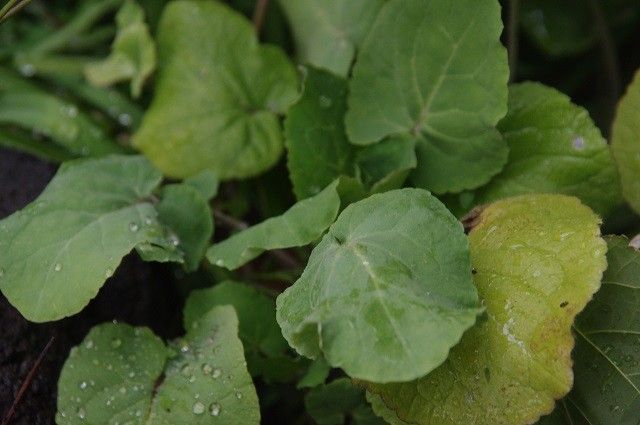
[0,149,183,425]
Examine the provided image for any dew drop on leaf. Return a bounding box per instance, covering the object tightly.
[79,381,87,390]
[129,222,139,232]
[110,338,121,348]
[209,402,221,416]
[76,407,86,420]
[192,401,205,415]
[212,368,222,379]
[54,263,62,272]
[202,363,213,375]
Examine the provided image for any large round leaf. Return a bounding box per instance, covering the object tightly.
[277,188,481,383]
[366,194,607,424]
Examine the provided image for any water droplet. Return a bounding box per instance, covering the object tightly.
[79,381,88,390]
[118,114,132,127]
[180,344,190,353]
[77,407,86,420]
[630,235,640,250]
[188,375,196,383]
[572,136,586,150]
[215,259,224,267]
[105,268,114,278]
[85,340,94,349]
[128,371,136,378]
[319,95,332,108]
[65,105,78,118]
[181,365,192,376]
[193,401,205,415]
[54,263,62,272]
[144,217,154,226]
[119,386,127,394]
[212,368,222,379]
[129,222,139,232]
[235,391,242,399]
[20,63,36,77]
[111,338,121,348]
[209,402,221,416]
[202,364,213,375]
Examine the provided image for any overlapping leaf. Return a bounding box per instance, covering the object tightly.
[346,0,509,194]
[538,236,640,424]
[472,82,622,217]
[57,306,260,424]
[134,0,299,179]
[612,69,640,214]
[366,194,607,425]
[277,0,385,76]
[277,189,481,383]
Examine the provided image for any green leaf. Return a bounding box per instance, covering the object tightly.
[297,357,331,389]
[183,280,288,359]
[612,69,640,215]
[284,66,355,200]
[56,324,170,424]
[366,194,607,425]
[154,184,213,271]
[305,378,386,425]
[0,90,122,157]
[538,236,640,424]
[133,0,299,179]
[207,180,341,270]
[473,82,622,217]
[277,188,481,383]
[345,0,509,194]
[56,306,260,424]
[184,169,219,201]
[84,0,156,98]
[277,0,386,76]
[355,135,416,194]
[151,306,260,424]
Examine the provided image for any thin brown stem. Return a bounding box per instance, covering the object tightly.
[2,337,55,425]
[0,0,31,24]
[252,0,269,36]
[507,0,520,83]
[213,209,248,230]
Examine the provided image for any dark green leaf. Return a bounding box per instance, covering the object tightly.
[306,378,386,425]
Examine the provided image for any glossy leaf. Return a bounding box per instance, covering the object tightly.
[277,0,385,76]
[154,184,213,271]
[0,90,121,157]
[151,306,260,424]
[474,82,622,217]
[612,69,640,215]
[366,194,607,425]
[57,306,260,424]
[284,66,355,200]
[134,0,299,179]
[346,0,509,194]
[84,0,156,98]
[305,378,386,425]
[207,180,341,270]
[0,156,169,321]
[56,324,170,424]
[538,236,640,424]
[277,189,481,382]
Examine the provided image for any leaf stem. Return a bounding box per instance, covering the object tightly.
[213,209,249,230]
[252,0,269,36]
[0,0,31,24]
[1,337,55,425]
[507,0,520,83]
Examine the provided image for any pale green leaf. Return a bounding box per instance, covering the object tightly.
[0,155,179,322]
[306,378,386,425]
[84,0,156,98]
[56,306,260,424]
[538,236,640,424]
[184,170,219,201]
[133,0,299,179]
[56,324,170,424]
[284,66,355,200]
[151,306,260,424]
[277,0,385,76]
[366,194,607,425]
[0,90,121,157]
[345,0,509,194]
[277,188,481,382]
[154,184,213,271]
[206,180,341,270]
[474,82,622,217]
[297,356,331,389]
[612,69,640,215]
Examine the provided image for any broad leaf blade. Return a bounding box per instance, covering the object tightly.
[134,0,299,179]
[277,188,481,382]
[367,194,607,424]
[206,180,341,270]
[277,0,385,76]
[538,236,640,424]
[612,69,640,215]
[345,0,509,194]
[475,82,622,217]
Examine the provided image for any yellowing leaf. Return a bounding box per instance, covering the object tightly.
[366,194,607,425]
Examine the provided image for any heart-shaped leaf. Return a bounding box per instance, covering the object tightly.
[277,188,481,383]
[366,194,607,425]
[134,0,299,179]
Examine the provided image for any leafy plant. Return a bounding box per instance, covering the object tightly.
[0,0,639,424]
